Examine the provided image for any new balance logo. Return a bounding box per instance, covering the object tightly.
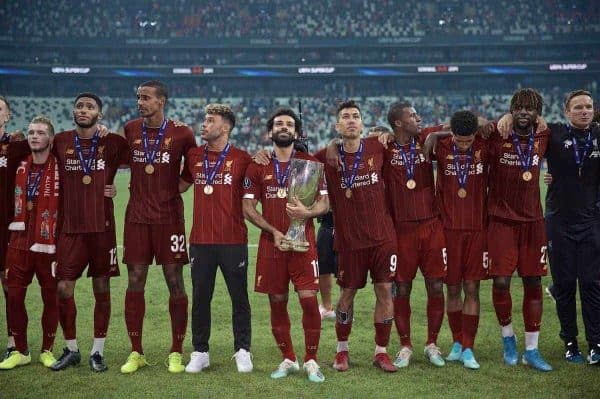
[238,260,246,268]
[370,172,379,184]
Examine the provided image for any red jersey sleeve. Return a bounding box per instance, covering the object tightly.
[180,147,195,184]
[180,127,197,177]
[313,148,327,164]
[242,162,262,201]
[115,134,130,166]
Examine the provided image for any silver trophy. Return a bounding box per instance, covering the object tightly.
[280,158,324,252]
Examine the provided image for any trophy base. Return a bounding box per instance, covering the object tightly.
[280,239,310,253]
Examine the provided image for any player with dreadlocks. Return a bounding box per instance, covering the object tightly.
[503,90,600,365]
[486,88,553,371]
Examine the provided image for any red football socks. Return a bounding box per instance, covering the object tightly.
[93,292,111,339]
[8,287,27,352]
[492,286,513,326]
[270,300,296,361]
[426,294,444,345]
[461,314,479,350]
[523,285,543,332]
[335,321,352,342]
[299,296,321,362]
[58,296,77,340]
[3,287,10,337]
[447,310,463,343]
[41,287,58,352]
[374,322,392,347]
[169,295,188,353]
[394,296,412,347]
[125,291,145,353]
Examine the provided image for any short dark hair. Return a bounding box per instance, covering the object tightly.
[509,88,543,114]
[564,90,592,110]
[336,99,361,119]
[206,103,236,129]
[29,115,55,136]
[139,80,169,102]
[75,92,103,111]
[450,110,478,136]
[387,101,412,128]
[266,107,301,133]
[593,110,600,124]
[0,95,10,112]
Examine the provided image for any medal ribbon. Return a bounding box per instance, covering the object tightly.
[272,149,296,189]
[395,138,417,183]
[26,165,44,204]
[1,132,8,143]
[74,130,99,176]
[203,143,231,186]
[452,143,472,189]
[567,125,592,174]
[511,128,534,173]
[339,140,364,190]
[142,119,168,167]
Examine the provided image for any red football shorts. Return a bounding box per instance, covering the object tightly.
[56,232,120,280]
[255,246,319,295]
[4,248,57,288]
[487,217,548,277]
[443,229,488,285]
[395,217,447,282]
[336,240,397,289]
[123,222,189,266]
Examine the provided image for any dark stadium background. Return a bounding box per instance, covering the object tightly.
[1,0,598,151]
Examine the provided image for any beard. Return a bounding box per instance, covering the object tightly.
[271,131,295,148]
[74,114,99,128]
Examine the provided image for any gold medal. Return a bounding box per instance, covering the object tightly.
[203,185,214,195]
[276,187,287,199]
[458,188,467,198]
[145,164,155,175]
[82,175,92,185]
[345,188,352,199]
[26,201,33,211]
[522,171,532,181]
[406,179,416,190]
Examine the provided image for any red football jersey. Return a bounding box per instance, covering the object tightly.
[384,126,442,223]
[487,125,549,222]
[181,144,252,245]
[435,135,490,231]
[124,118,196,224]
[53,131,129,234]
[243,151,326,259]
[316,136,396,252]
[0,140,30,230]
[8,163,44,250]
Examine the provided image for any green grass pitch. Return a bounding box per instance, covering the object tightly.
[0,171,596,398]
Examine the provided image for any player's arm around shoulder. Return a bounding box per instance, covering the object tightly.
[109,132,130,168]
